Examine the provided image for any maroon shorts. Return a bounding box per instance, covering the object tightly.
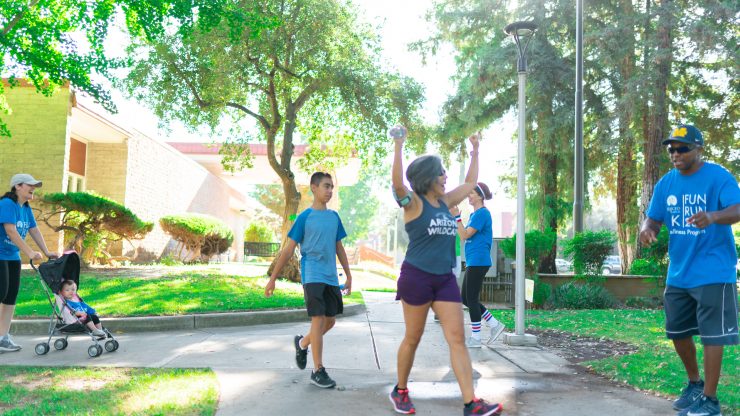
[395,261,462,305]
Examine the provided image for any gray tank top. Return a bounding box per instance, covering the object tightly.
[404,196,457,275]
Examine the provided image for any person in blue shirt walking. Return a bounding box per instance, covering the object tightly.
[264,172,353,389]
[388,125,502,416]
[0,174,58,353]
[450,182,506,349]
[639,124,740,416]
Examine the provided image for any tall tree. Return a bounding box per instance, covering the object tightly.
[0,0,220,138]
[123,0,424,249]
[418,0,578,273]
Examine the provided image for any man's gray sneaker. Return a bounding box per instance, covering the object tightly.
[673,380,704,411]
[0,337,21,352]
[678,394,721,416]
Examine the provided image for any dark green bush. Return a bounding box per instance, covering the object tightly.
[501,229,556,306]
[37,192,153,264]
[562,230,617,277]
[244,222,275,243]
[629,258,664,276]
[548,281,617,309]
[160,214,234,262]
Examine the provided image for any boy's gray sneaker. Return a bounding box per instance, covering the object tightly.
[678,394,721,416]
[673,380,704,411]
[310,366,336,388]
[0,337,21,352]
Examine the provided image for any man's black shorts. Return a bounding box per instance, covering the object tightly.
[304,283,343,317]
[664,283,739,346]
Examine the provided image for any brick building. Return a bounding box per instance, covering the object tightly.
[0,81,263,262]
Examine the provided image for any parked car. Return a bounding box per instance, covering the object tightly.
[555,258,573,274]
[601,255,622,275]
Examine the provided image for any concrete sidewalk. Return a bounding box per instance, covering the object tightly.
[1,291,674,415]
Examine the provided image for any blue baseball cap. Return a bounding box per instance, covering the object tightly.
[662,124,703,146]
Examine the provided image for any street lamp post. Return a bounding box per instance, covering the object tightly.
[573,0,584,232]
[503,20,538,347]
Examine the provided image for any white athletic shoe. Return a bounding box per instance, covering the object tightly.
[465,337,482,348]
[487,322,506,344]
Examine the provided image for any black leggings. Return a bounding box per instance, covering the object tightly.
[84,314,101,326]
[0,260,21,305]
[461,265,490,323]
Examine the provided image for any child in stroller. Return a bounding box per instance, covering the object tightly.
[57,280,106,338]
[32,251,118,357]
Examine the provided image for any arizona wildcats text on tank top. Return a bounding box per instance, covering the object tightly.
[404,196,457,275]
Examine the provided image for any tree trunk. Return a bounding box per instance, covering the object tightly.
[638,0,672,257]
[267,105,302,283]
[535,105,558,274]
[616,0,639,273]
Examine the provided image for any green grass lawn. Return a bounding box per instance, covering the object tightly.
[0,366,218,415]
[15,271,363,318]
[496,308,739,415]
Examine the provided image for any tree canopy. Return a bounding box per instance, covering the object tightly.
[0,0,224,138]
[421,0,738,272]
[122,0,426,246]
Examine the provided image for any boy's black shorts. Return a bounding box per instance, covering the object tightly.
[664,283,739,346]
[304,283,343,317]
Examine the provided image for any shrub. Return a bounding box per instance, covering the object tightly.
[244,222,275,243]
[548,281,616,309]
[562,230,617,277]
[37,192,153,264]
[629,258,663,276]
[500,229,556,307]
[500,229,556,276]
[160,214,234,262]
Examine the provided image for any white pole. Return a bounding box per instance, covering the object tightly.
[515,71,527,336]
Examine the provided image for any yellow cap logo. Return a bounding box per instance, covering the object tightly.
[672,127,687,138]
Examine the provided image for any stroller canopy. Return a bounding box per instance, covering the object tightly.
[38,252,80,294]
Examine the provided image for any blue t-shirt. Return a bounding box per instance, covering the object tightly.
[65,298,96,315]
[287,208,347,285]
[0,198,37,261]
[647,163,740,288]
[464,207,493,267]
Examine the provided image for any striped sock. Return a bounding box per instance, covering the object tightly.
[471,321,482,339]
[482,310,500,327]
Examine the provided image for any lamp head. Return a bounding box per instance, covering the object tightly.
[504,21,537,38]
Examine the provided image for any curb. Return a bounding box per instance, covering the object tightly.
[9,303,366,335]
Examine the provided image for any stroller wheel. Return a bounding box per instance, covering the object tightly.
[35,343,50,355]
[104,340,118,352]
[54,338,68,350]
[88,344,103,358]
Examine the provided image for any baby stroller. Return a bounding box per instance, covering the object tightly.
[30,252,119,358]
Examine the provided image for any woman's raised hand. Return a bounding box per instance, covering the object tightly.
[449,205,461,217]
[389,124,407,144]
[468,132,481,149]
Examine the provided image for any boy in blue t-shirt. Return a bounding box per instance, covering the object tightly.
[264,172,352,389]
[640,124,740,416]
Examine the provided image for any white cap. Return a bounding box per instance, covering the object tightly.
[10,173,42,188]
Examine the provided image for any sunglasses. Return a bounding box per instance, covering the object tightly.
[438,169,446,176]
[667,145,695,154]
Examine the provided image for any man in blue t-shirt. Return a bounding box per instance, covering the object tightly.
[640,124,740,416]
[264,172,352,389]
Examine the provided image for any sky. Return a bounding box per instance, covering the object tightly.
[102,0,520,210]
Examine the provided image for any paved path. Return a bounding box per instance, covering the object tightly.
[1,292,674,415]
